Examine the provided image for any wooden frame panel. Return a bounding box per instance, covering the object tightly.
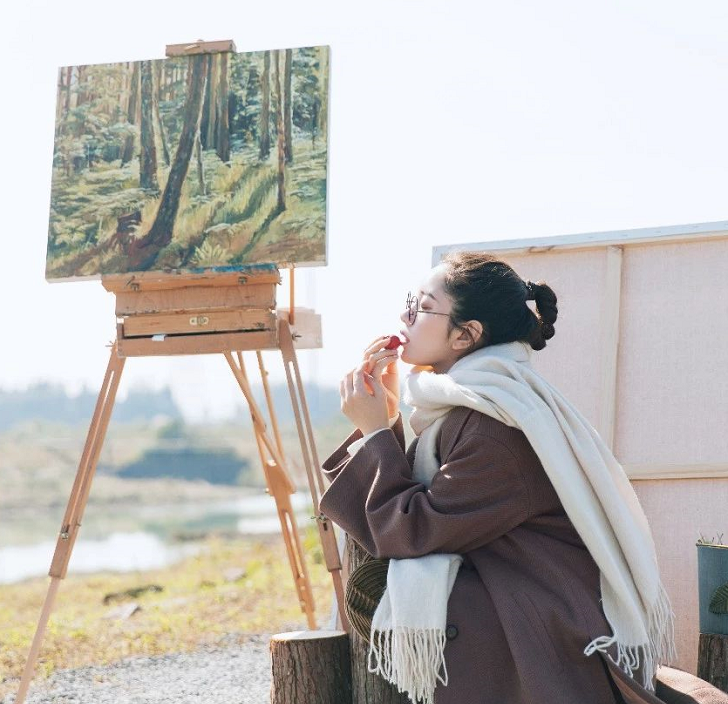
[102,268,281,293]
[116,327,278,357]
[115,284,276,316]
[165,39,236,57]
[122,309,276,337]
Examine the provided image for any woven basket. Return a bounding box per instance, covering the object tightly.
[345,553,390,641]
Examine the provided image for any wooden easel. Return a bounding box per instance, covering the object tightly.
[14,265,349,703]
[16,40,346,704]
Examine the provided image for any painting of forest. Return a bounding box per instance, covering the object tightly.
[46,46,329,280]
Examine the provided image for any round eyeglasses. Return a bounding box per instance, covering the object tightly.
[406,292,452,324]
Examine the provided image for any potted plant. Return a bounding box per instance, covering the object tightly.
[696,533,728,637]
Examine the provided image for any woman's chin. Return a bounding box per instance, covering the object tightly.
[401,349,427,367]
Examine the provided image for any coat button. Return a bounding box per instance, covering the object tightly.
[445,624,458,640]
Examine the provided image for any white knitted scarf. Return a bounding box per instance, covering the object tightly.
[367,340,677,704]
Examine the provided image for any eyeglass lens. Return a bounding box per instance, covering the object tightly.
[406,292,418,323]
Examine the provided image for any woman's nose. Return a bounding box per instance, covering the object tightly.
[400,310,410,326]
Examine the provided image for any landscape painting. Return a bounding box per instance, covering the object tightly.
[46,46,329,281]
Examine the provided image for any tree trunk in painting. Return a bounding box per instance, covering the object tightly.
[319,47,328,144]
[259,51,271,160]
[284,48,293,164]
[153,62,171,166]
[76,66,87,106]
[199,56,212,149]
[55,69,65,137]
[57,65,73,137]
[65,66,72,117]
[139,60,159,193]
[141,55,208,250]
[216,52,230,163]
[205,54,219,151]
[312,95,320,148]
[121,62,140,165]
[195,129,206,196]
[274,50,286,212]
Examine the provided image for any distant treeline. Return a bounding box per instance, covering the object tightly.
[0,383,181,431]
[236,383,342,426]
[0,382,343,431]
[117,447,250,485]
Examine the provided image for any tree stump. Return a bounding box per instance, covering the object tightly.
[697,632,728,693]
[270,630,352,704]
[346,534,412,704]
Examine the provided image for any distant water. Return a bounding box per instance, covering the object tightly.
[0,492,314,585]
[0,532,200,584]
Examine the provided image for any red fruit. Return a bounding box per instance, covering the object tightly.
[384,335,402,350]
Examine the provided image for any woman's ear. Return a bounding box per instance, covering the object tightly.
[451,320,484,350]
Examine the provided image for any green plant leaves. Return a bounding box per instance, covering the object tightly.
[709,583,728,615]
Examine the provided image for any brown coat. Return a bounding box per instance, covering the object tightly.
[319,407,712,704]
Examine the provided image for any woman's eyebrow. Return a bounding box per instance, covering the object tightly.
[418,290,438,302]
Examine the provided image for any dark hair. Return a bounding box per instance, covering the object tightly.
[440,251,558,352]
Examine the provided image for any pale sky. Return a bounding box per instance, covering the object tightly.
[2,0,728,421]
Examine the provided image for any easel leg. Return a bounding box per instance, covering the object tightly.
[277,318,350,633]
[15,343,125,704]
[249,352,317,627]
[255,350,284,457]
[225,351,317,629]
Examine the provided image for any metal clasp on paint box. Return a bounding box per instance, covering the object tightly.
[189,315,209,327]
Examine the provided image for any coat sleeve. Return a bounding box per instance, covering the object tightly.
[321,414,406,483]
[318,424,530,559]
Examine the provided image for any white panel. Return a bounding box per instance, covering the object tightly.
[615,239,728,465]
[633,478,728,675]
[491,249,609,433]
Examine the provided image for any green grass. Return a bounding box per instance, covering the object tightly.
[0,529,334,698]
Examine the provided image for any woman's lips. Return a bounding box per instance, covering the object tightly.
[399,331,410,344]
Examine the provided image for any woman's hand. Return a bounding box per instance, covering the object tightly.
[340,354,394,435]
[363,336,400,418]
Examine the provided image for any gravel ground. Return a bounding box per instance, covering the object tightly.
[2,635,274,704]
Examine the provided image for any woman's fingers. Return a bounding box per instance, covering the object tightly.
[362,335,394,360]
[352,365,367,396]
[364,348,399,373]
[370,349,399,363]
[365,335,388,351]
[341,355,389,414]
[369,356,393,381]
[341,370,354,398]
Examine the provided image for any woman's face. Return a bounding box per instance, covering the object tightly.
[399,265,481,374]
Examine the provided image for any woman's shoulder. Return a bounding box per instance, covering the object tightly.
[439,406,530,459]
[441,406,520,439]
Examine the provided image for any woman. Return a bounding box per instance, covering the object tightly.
[318,252,680,704]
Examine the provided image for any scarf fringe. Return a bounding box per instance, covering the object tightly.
[368,627,448,704]
[583,581,678,692]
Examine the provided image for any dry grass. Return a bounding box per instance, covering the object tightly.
[0,528,334,698]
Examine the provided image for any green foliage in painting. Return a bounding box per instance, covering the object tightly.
[191,240,227,267]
